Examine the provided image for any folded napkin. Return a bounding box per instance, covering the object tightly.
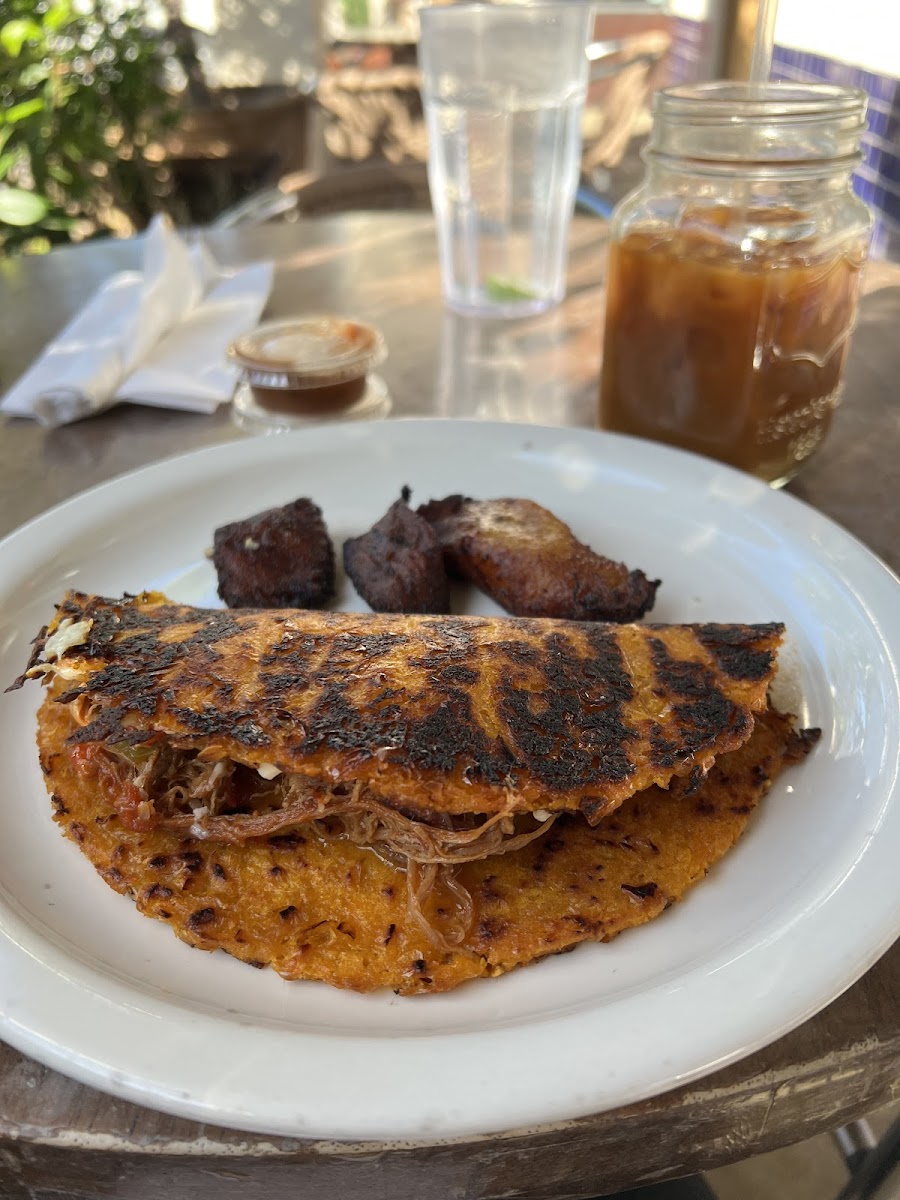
[1,216,273,428]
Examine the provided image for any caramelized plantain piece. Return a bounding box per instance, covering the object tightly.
[343,487,449,614]
[418,495,659,622]
[212,497,335,609]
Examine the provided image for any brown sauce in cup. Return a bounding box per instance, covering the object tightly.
[230,318,385,418]
[249,375,369,416]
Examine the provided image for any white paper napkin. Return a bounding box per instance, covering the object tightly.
[1,216,273,428]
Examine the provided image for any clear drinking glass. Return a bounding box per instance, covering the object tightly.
[419,2,595,318]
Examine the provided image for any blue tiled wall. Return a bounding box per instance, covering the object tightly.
[663,21,899,260]
[771,45,899,259]
[667,16,708,86]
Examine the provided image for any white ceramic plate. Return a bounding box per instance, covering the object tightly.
[0,419,898,1142]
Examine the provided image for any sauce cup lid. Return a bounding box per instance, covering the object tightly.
[228,317,386,389]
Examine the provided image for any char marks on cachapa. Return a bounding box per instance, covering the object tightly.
[16,592,783,826]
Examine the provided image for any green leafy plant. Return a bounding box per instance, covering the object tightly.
[0,0,181,254]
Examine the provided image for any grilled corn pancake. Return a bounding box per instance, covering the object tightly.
[38,695,815,994]
[19,592,783,826]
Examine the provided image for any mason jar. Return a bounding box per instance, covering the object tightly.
[598,82,872,485]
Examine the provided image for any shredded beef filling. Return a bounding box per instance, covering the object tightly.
[67,736,556,953]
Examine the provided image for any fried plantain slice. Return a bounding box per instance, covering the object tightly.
[39,697,816,995]
[417,496,660,622]
[212,497,335,609]
[343,487,449,614]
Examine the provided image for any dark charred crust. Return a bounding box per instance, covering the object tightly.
[563,913,597,932]
[145,883,173,900]
[649,637,747,759]
[260,634,327,669]
[439,664,479,685]
[476,916,509,940]
[681,765,707,796]
[384,923,396,944]
[694,623,783,681]
[650,728,678,768]
[501,626,638,801]
[66,708,132,746]
[260,672,311,695]
[164,705,270,748]
[50,794,69,816]
[187,907,216,930]
[338,632,411,659]
[28,595,781,826]
[187,614,245,646]
[786,725,822,763]
[148,855,167,869]
[69,822,86,843]
[212,497,335,610]
[54,600,651,796]
[6,624,49,692]
[578,796,614,821]
[40,600,253,749]
[212,863,226,879]
[621,882,658,899]
[343,492,450,614]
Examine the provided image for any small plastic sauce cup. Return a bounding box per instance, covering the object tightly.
[228,317,389,428]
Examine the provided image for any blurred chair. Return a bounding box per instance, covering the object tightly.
[315,65,426,168]
[582,29,671,174]
[211,29,671,230]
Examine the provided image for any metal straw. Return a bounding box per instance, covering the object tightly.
[749,0,778,82]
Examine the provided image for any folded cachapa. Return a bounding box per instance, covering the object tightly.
[16,591,805,994]
[21,592,782,825]
[37,694,814,993]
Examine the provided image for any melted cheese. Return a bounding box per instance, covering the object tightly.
[24,618,93,683]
